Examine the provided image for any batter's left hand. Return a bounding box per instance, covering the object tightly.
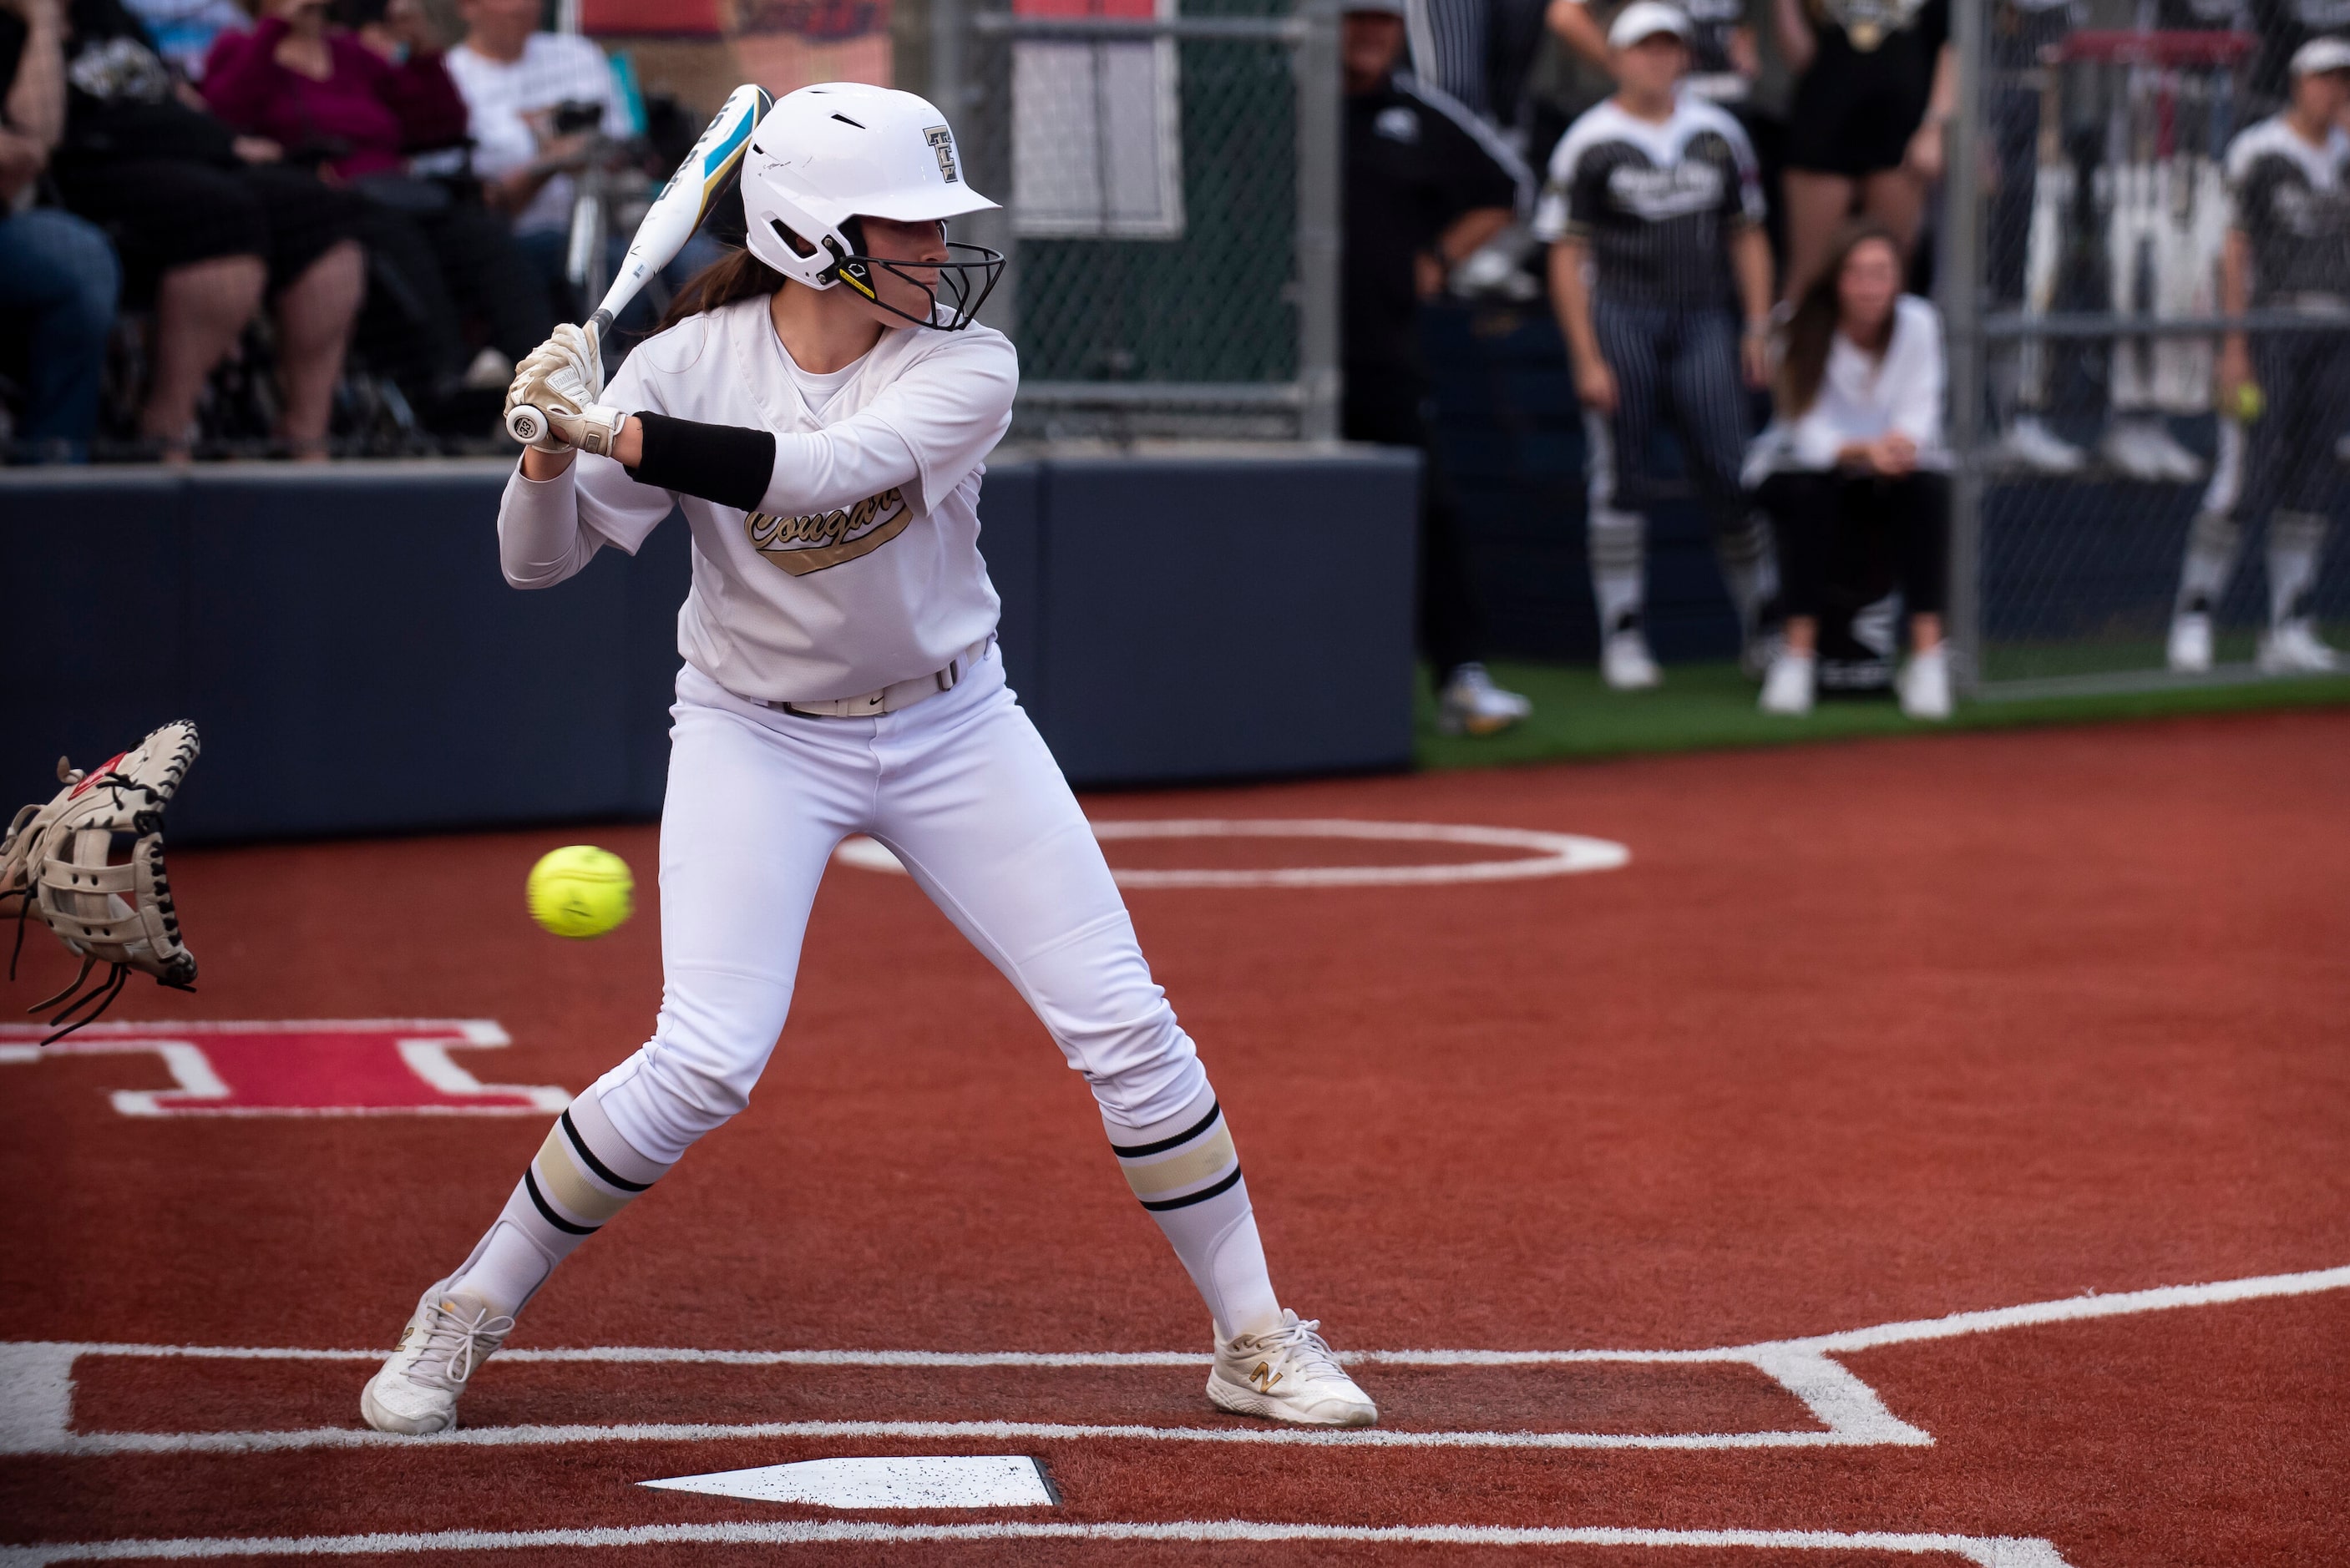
[1740,328,1771,391]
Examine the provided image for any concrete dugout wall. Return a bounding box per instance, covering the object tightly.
[1,449,1416,842]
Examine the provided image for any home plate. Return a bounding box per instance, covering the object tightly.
[640,1455,1057,1509]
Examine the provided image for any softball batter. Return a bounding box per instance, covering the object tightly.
[360,82,1377,1434]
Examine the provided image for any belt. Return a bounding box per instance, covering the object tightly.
[764,637,994,720]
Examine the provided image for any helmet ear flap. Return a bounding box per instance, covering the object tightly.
[823,217,877,299]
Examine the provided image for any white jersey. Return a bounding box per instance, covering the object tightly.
[497,296,1018,704]
[443,34,632,236]
[1745,295,1951,480]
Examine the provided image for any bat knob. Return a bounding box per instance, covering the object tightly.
[506,405,544,444]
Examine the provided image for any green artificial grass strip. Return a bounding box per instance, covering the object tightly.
[1415,659,2350,770]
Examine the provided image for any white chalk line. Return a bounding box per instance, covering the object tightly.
[0,1518,2076,1568]
[9,1262,2342,1461]
[835,818,1631,889]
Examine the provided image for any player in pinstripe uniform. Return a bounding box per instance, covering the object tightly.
[2166,36,2350,674]
[1539,2,1778,688]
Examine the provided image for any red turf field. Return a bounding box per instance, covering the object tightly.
[4,710,2347,1566]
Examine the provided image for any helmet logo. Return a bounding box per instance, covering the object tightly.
[925,125,960,184]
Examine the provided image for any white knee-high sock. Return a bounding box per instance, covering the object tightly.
[2267,511,2329,628]
[2176,507,2242,615]
[1714,509,1779,636]
[449,1086,674,1316]
[1588,507,1647,635]
[1105,1085,1281,1340]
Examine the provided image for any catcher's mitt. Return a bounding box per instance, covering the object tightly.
[1,721,201,1042]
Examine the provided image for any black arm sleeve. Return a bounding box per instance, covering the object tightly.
[626,411,777,513]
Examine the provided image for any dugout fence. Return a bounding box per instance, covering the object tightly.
[1942,13,2350,696]
[931,0,1342,442]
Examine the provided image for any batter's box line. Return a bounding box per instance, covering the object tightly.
[0,1518,2076,1568]
[3,1262,2344,1459]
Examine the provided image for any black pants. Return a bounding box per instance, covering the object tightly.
[53,159,361,303]
[1761,468,1948,625]
[1343,372,1485,685]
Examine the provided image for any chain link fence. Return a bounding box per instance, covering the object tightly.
[1946,13,2350,695]
[939,0,1340,441]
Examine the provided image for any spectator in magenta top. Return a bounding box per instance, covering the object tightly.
[200,0,553,431]
[197,0,463,180]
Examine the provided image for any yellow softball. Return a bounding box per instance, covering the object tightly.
[2229,382,2265,423]
[526,845,634,939]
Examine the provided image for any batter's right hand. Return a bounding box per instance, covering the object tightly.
[1574,359,1618,416]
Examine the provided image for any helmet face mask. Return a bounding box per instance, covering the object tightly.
[742,83,1004,331]
[762,215,1005,332]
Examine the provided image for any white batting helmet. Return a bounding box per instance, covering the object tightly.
[742,83,1005,330]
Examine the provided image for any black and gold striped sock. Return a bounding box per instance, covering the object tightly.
[451,1088,673,1314]
[1107,1086,1281,1338]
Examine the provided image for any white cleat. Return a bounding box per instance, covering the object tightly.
[2167,611,2214,674]
[1601,628,1662,690]
[1757,650,1814,715]
[2257,620,2342,675]
[1207,1309,1378,1428]
[2099,419,2205,483]
[1993,415,2087,476]
[360,1282,514,1435]
[1898,644,1953,721]
[1436,662,1532,736]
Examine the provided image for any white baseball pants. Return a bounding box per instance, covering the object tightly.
[590,645,1211,1165]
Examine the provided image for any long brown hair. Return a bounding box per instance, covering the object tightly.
[655,247,788,333]
[1776,221,1904,419]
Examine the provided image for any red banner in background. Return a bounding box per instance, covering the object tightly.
[580,0,726,36]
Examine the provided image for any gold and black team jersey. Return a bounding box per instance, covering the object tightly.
[1534,96,1764,311]
[2225,114,2350,306]
[1809,0,1942,53]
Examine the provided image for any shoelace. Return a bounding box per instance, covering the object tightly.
[416,1297,515,1386]
[1248,1317,1347,1382]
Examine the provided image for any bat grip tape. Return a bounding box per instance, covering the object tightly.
[626,412,777,513]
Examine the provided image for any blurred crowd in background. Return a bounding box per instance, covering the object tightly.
[1345,0,2347,728]
[0,0,717,462]
[3,0,2342,714]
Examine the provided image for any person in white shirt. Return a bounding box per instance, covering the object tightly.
[1749,220,1952,719]
[439,0,627,294]
[355,83,1380,1442]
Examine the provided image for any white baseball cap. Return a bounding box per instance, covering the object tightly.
[2291,34,2350,77]
[1608,1,1693,49]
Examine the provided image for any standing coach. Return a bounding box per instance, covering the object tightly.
[1342,0,1535,736]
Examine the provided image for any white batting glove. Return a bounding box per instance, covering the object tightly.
[506,356,625,456]
[549,322,604,402]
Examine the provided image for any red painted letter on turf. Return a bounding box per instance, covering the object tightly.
[0,1019,569,1116]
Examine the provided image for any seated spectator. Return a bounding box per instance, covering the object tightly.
[200,0,553,425]
[1773,0,1953,303]
[1749,222,1950,720]
[0,0,120,462]
[440,0,625,312]
[48,0,363,458]
[200,0,465,180]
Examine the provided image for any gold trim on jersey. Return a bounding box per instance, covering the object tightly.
[744,486,914,576]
